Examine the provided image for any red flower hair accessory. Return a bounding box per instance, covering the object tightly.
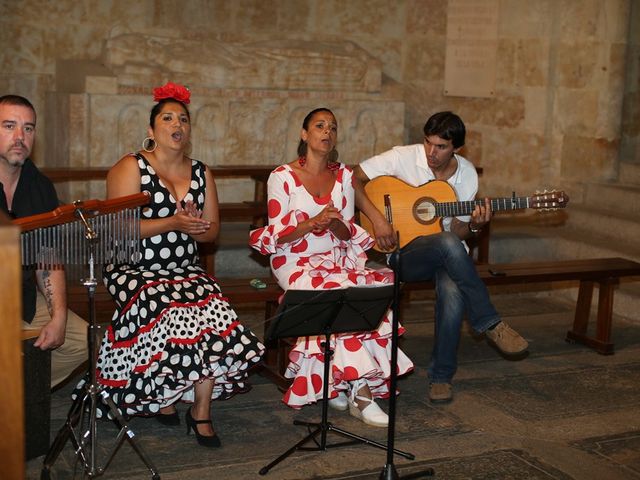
[152,82,191,104]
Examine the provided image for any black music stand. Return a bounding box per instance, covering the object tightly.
[258,286,415,476]
[379,247,434,479]
[39,201,159,480]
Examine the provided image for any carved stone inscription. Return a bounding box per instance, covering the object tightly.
[444,0,499,98]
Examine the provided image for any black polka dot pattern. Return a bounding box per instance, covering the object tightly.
[77,154,264,417]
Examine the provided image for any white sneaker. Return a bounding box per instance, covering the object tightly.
[347,380,388,427]
[328,391,348,411]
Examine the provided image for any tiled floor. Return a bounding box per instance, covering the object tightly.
[27,291,640,479]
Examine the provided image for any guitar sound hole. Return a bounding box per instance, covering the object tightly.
[413,197,437,225]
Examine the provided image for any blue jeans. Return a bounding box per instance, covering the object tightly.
[389,232,500,384]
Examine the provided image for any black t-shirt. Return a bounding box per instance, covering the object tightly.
[0,159,59,323]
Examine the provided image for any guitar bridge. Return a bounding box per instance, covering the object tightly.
[383,194,393,224]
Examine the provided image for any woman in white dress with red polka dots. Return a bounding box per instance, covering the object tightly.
[250,108,413,427]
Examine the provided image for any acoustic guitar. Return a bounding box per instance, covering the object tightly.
[359,177,569,252]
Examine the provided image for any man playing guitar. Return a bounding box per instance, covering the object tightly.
[353,111,528,404]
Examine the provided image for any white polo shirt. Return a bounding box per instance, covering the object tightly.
[359,144,478,231]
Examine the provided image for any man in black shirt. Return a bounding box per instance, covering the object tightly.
[0,94,87,388]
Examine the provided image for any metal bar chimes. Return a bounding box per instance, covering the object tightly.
[14,193,149,269]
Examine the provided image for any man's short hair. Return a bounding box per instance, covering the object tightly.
[0,95,36,116]
[423,111,465,148]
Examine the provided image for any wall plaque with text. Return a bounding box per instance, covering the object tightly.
[444,0,499,98]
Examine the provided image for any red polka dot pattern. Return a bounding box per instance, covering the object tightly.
[272,255,286,269]
[344,337,362,352]
[281,211,292,224]
[290,376,308,396]
[249,229,262,244]
[291,239,308,253]
[280,226,296,237]
[342,366,359,380]
[268,198,281,218]
[288,270,303,284]
[247,163,414,409]
[311,374,323,394]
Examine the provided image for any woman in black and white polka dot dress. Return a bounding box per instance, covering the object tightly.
[91,83,264,447]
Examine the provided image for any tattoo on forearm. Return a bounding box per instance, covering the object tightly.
[42,270,55,316]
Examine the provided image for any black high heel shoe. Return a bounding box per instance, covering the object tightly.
[155,408,180,426]
[186,407,221,448]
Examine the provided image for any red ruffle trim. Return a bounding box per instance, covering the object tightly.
[98,319,242,384]
[107,292,235,348]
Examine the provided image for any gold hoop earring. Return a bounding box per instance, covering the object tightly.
[142,137,156,153]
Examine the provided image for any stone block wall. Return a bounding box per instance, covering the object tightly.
[1,0,637,203]
[620,0,640,166]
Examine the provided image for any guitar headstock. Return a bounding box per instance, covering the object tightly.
[530,190,569,210]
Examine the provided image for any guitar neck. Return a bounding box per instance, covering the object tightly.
[436,196,530,217]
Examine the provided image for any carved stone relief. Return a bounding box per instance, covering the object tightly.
[104,32,382,93]
[47,31,403,203]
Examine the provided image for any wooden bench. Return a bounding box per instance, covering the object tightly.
[218,201,267,225]
[66,276,283,324]
[402,257,640,355]
[251,257,640,388]
[41,165,492,264]
[66,257,640,392]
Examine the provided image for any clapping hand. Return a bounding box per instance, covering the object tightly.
[309,202,343,233]
[175,200,210,236]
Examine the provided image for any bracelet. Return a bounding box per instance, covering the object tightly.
[468,222,481,234]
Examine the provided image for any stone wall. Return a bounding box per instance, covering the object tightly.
[0,0,636,203]
[621,0,640,165]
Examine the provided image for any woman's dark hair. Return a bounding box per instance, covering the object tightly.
[149,98,190,128]
[423,111,466,148]
[297,107,336,158]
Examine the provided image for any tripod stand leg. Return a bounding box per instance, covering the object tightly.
[328,425,414,459]
[99,391,161,479]
[41,389,87,479]
[258,424,322,475]
[40,385,160,479]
